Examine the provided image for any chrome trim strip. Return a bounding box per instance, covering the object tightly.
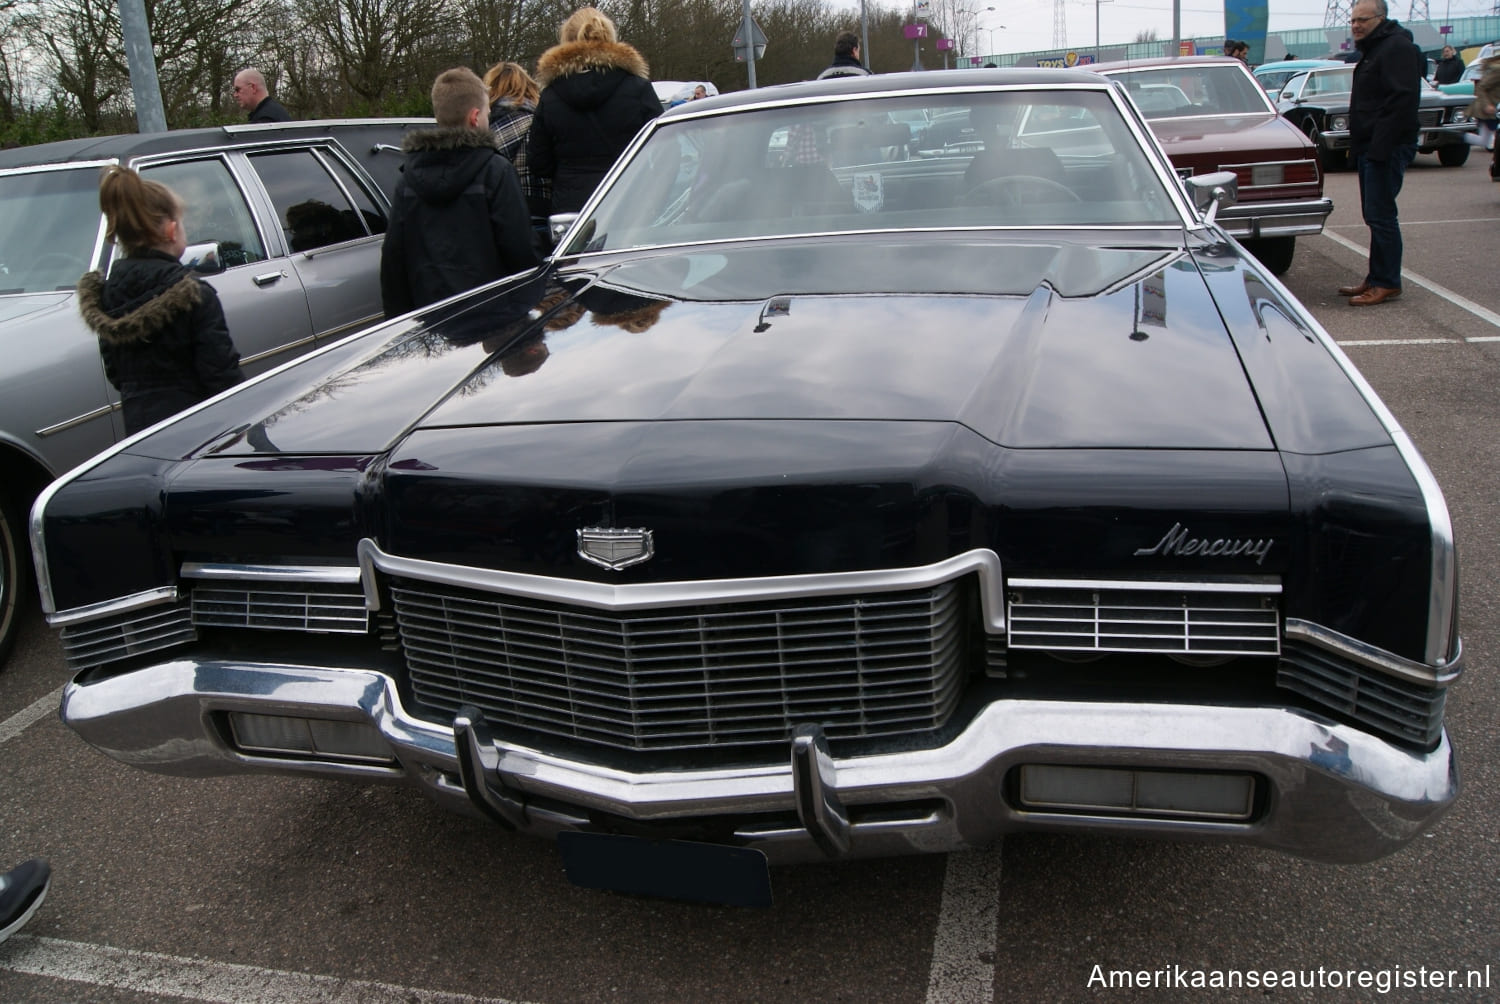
[1284,618,1461,687]
[35,402,118,438]
[47,586,179,628]
[358,539,1008,629]
[237,335,316,368]
[180,563,363,584]
[313,312,384,343]
[1239,259,1457,667]
[1007,576,1280,593]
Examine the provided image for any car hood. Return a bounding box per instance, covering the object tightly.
[0,290,73,323]
[1145,112,1313,158]
[202,238,1277,456]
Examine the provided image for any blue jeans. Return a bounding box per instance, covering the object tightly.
[1355,144,1417,290]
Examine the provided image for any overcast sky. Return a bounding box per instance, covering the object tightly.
[924,0,1499,60]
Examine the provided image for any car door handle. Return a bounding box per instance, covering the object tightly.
[252,271,285,287]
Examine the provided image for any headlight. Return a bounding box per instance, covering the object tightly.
[1330,114,1349,131]
[1451,109,1471,123]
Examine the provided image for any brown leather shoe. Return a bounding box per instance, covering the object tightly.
[1337,281,1371,297]
[1349,286,1401,306]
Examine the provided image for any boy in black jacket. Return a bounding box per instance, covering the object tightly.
[380,67,542,317]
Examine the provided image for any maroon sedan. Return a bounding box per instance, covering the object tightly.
[1092,56,1331,275]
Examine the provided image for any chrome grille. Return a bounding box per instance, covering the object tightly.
[1007,580,1280,656]
[59,601,195,671]
[1279,643,1444,748]
[191,582,369,634]
[1418,109,1443,127]
[391,578,967,752]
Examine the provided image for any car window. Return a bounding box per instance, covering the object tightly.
[565,88,1179,253]
[0,168,103,293]
[1112,65,1272,117]
[143,158,268,268]
[249,148,374,252]
[1305,68,1354,96]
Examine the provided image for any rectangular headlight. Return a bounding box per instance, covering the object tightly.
[1018,764,1255,820]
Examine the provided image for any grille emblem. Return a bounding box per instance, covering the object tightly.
[577,528,654,570]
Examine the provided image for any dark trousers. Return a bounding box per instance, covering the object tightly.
[1354,144,1416,290]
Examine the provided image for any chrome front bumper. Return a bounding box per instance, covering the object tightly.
[1217,197,1333,240]
[61,657,1458,865]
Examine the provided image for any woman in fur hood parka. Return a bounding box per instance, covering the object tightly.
[528,7,663,215]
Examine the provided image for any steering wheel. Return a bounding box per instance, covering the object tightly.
[959,175,1081,207]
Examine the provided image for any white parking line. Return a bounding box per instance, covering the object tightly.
[0,935,531,1004]
[0,686,63,745]
[1321,229,1500,329]
[925,845,1003,1004]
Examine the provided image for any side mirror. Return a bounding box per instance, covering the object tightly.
[547,213,580,250]
[181,242,225,275]
[1183,171,1238,222]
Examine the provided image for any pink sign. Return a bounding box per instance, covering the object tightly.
[936,38,955,51]
[903,24,928,39]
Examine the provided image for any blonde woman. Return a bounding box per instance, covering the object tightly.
[528,7,662,214]
[483,61,550,218]
[77,166,243,434]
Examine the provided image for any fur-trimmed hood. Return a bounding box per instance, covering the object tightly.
[535,39,650,90]
[399,126,506,205]
[401,125,501,155]
[77,257,205,346]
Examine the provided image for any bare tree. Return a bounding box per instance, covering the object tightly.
[293,0,454,106]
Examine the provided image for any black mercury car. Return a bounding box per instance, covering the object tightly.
[32,71,1461,906]
[0,119,424,666]
[1272,63,1478,169]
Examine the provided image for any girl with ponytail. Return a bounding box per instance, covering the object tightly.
[77,166,243,434]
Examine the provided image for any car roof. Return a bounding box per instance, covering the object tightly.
[0,118,430,172]
[1088,55,1247,73]
[1254,59,1344,73]
[657,67,1113,119]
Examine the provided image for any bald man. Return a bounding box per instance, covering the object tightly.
[232,69,292,123]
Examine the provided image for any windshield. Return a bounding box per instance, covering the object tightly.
[564,88,1180,254]
[1109,64,1275,118]
[0,167,102,294]
[1302,67,1355,97]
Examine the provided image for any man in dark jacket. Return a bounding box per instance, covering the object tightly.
[232,69,292,123]
[1433,45,1465,85]
[529,8,663,215]
[380,67,542,318]
[1337,0,1422,307]
[817,30,872,79]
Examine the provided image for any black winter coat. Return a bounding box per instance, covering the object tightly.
[249,96,292,123]
[380,126,542,317]
[529,39,663,214]
[77,250,244,435]
[1433,54,1465,85]
[1350,20,1423,161]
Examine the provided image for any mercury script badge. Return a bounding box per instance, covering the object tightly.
[577,527,654,570]
[1134,522,1273,566]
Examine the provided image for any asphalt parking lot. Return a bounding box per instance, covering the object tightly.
[2,152,1498,1003]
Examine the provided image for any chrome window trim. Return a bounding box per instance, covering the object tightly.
[47,586,179,628]
[357,539,1009,629]
[1008,577,1280,594]
[180,563,362,584]
[1247,266,1458,667]
[133,150,275,273]
[1284,618,1462,687]
[557,223,1197,261]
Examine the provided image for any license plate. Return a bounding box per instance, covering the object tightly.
[557,832,773,908]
